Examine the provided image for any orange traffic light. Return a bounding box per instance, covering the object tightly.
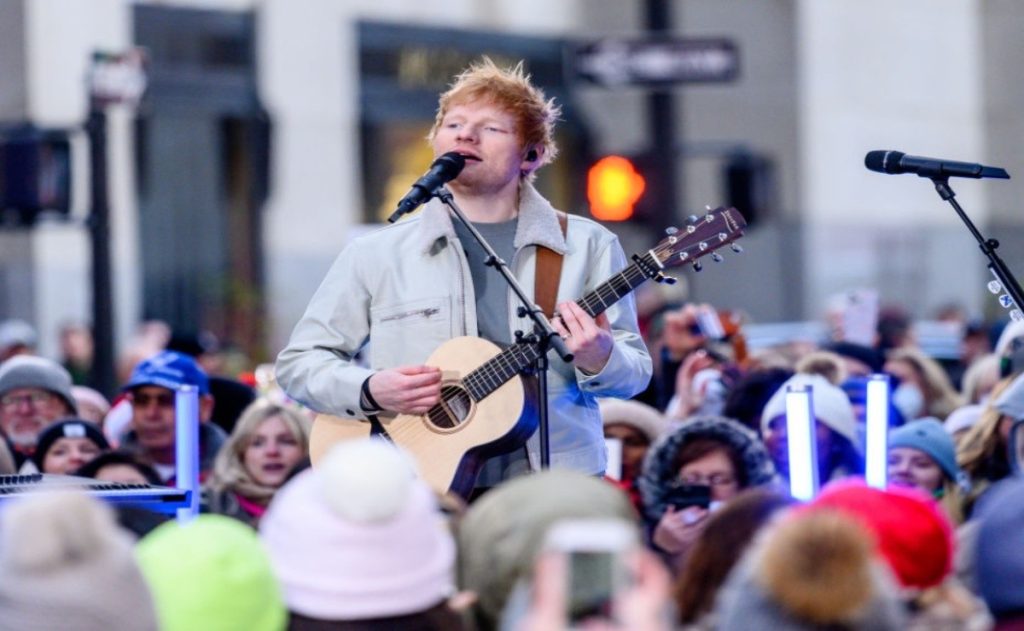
[587,155,646,221]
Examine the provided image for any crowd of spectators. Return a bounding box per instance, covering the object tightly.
[0,299,1022,629]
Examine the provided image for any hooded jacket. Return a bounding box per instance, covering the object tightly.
[636,415,777,529]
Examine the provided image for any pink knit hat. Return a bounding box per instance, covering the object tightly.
[259,438,455,621]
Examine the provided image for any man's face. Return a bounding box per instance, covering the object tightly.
[0,387,71,449]
[128,385,177,452]
[431,100,530,197]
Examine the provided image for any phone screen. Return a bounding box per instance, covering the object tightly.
[567,551,620,624]
[604,438,623,481]
[545,519,636,627]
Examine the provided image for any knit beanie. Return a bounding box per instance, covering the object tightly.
[0,491,158,631]
[136,515,286,631]
[715,510,907,630]
[0,319,37,353]
[804,480,954,590]
[888,418,963,483]
[599,397,668,443]
[944,404,983,436]
[457,469,636,627]
[259,438,456,621]
[31,419,110,471]
[761,373,859,451]
[975,477,1024,617]
[993,371,1024,421]
[0,355,77,414]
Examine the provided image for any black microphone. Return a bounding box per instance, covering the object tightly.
[865,150,1009,179]
[388,152,467,223]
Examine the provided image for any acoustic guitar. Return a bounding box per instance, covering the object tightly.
[309,207,747,497]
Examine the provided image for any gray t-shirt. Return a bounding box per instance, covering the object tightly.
[451,217,531,487]
[451,217,516,345]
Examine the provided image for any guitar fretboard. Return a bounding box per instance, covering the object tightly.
[460,252,658,401]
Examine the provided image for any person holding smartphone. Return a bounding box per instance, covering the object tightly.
[636,416,777,573]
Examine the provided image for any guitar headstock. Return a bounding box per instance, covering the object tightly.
[651,207,747,272]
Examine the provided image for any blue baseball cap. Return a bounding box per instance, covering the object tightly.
[124,350,210,395]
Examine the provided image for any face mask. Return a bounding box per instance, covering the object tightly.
[892,384,924,421]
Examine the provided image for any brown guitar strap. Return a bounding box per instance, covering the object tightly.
[535,211,569,318]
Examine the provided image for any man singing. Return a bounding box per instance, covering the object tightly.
[276,58,651,489]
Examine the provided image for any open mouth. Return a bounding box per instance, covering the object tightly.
[456,151,482,162]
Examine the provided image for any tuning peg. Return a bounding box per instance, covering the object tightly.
[654,272,677,285]
[711,252,724,263]
[704,205,713,211]
[665,226,678,236]
[988,280,1003,294]
[730,243,743,253]
[692,261,703,272]
[687,214,699,225]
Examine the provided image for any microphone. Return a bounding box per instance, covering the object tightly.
[865,150,1009,179]
[388,152,467,223]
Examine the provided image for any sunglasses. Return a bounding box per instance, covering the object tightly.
[128,391,176,408]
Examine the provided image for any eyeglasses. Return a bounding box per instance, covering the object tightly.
[128,391,176,408]
[0,391,55,409]
[676,473,737,488]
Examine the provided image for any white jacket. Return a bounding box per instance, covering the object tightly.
[275,182,652,474]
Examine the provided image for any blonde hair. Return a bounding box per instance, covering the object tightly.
[428,57,561,179]
[960,353,1000,404]
[207,399,312,503]
[937,477,965,526]
[887,347,963,420]
[795,351,848,386]
[957,376,1015,513]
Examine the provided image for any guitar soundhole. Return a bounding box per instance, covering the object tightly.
[426,384,473,431]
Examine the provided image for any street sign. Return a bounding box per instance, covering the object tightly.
[572,37,739,87]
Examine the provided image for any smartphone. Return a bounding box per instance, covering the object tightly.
[604,437,623,481]
[662,483,712,510]
[688,306,726,340]
[544,518,636,627]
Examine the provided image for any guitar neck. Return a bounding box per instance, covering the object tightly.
[461,253,657,401]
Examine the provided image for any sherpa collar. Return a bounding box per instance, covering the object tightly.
[414,181,567,256]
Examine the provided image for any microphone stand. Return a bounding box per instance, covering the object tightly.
[931,177,1024,318]
[436,186,573,469]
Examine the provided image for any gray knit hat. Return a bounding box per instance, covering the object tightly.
[457,470,635,628]
[0,491,159,630]
[0,355,77,414]
[0,319,37,354]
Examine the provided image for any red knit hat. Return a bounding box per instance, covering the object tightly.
[803,480,954,590]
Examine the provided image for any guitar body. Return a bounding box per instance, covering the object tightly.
[309,336,538,498]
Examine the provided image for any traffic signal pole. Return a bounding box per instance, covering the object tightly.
[86,106,116,399]
[645,0,680,233]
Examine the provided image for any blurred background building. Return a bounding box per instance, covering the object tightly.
[0,0,1020,370]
